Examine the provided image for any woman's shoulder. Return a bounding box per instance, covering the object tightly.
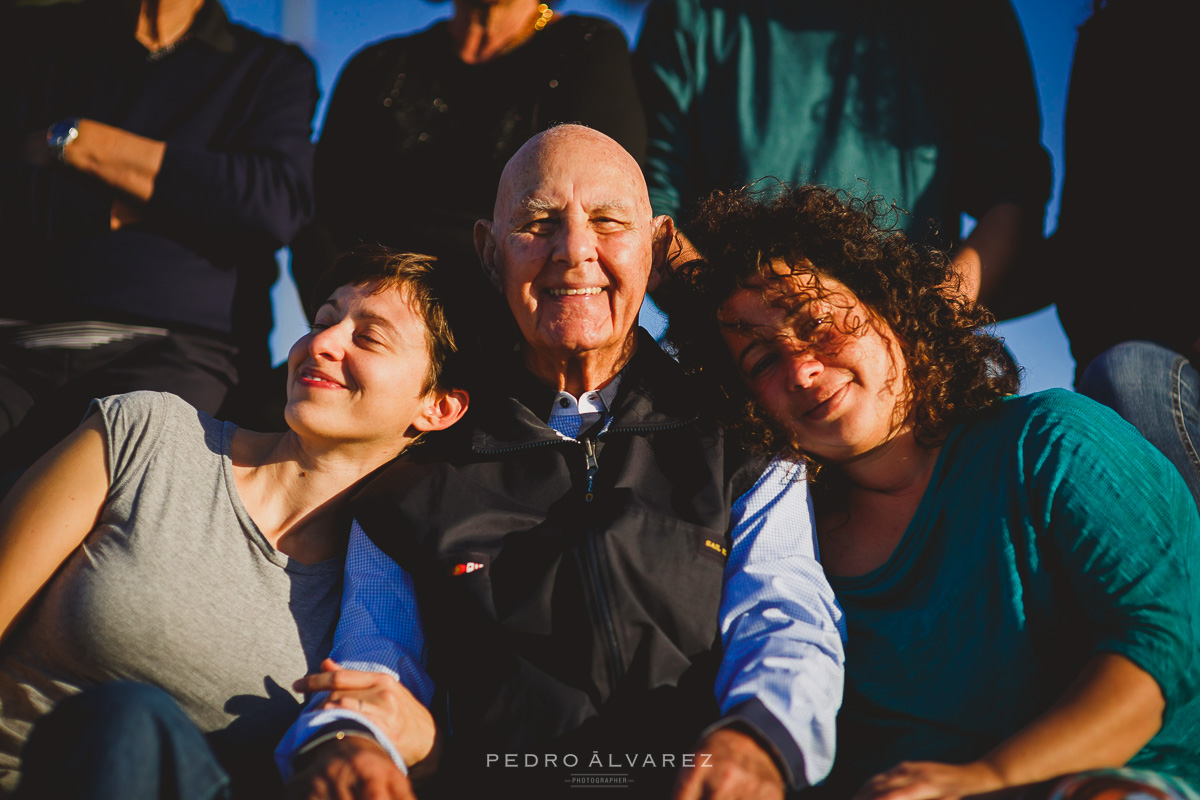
[970,389,1187,498]
[338,21,451,75]
[541,14,631,49]
[974,389,1127,440]
[89,390,212,429]
[88,392,222,481]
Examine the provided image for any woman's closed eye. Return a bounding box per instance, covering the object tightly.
[747,350,781,379]
[354,328,389,348]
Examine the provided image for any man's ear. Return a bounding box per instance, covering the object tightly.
[474,219,503,293]
[646,215,675,294]
[412,388,469,433]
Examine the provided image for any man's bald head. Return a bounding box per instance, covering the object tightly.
[474,125,673,392]
[493,125,653,226]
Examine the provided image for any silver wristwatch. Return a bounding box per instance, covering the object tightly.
[46,117,81,164]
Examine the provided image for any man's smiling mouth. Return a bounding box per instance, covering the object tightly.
[546,287,604,297]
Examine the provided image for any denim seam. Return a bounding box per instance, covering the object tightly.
[202,772,232,800]
[1170,355,1200,481]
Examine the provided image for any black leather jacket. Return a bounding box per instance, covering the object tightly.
[352,334,768,796]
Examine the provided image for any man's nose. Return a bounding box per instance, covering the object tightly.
[554,217,598,267]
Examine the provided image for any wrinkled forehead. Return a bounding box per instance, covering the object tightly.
[495,128,651,222]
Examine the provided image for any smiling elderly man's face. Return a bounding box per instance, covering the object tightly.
[476,126,669,370]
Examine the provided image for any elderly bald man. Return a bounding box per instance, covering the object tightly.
[277,125,844,800]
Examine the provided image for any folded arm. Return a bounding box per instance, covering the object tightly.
[29,45,316,245]
[854,653,1165,800]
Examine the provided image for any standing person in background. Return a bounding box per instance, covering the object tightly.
[1049,0,1199,509]
[636,0,1051,312]
[291,0,646,359]
[0,0,316,477]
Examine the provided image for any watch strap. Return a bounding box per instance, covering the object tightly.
[46,117,81,164]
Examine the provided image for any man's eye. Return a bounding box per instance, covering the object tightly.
[308,322,330,332]
[523,218,557,234]
[593,217,627,231]
[355,330,383,346]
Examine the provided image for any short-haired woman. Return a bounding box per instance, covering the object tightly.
[0,246,468,799]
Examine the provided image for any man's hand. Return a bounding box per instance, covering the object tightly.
[285,734,415,800]
[110,197,145,230]
[293,659,437,769]
[673,728,785,800]
[852,760,1006,800]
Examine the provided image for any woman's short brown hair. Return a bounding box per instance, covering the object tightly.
[668,183,1019,463]
[311,244,460,395]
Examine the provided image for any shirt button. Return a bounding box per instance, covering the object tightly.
[559,398,570,408]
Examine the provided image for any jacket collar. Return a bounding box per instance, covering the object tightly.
[190,0,236,53]
[470,329,699,453]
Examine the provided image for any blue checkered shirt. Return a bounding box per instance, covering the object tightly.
[277,384,845,786]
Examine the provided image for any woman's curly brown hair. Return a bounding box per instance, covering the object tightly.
[667,182,1020,465]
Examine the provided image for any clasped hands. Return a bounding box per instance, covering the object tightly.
[285,658,435,800]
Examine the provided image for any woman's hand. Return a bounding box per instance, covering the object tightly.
[854,761,1005,800]
[853,654,1167,800]
[294,659,438,771]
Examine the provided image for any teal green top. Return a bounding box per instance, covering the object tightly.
[826,390,1200,792]
[636,0,1051,235]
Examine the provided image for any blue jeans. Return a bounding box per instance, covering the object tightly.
[16,682,232,800]
[1077,341,1200,510]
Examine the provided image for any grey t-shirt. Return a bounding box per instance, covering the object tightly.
[0,392,343,791]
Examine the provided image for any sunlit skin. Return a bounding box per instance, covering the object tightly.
[451,0,549,64]
[719,267,941,579]
[284,281,451,456]
[475,125,673,396]
[719,268,912,466]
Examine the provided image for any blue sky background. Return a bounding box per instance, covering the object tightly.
[225,0,1096,394]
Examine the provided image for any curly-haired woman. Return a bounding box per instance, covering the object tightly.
[669,184,1200,800]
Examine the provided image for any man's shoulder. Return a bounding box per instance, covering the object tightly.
[338,21,449,71]
[611,331,715,425]
[224,19,315,70]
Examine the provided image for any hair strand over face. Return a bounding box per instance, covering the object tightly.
[667,182,1020,468]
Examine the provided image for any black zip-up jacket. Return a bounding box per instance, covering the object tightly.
[352,334,769,797]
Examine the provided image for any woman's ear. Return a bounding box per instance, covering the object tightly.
[412,388,469,433]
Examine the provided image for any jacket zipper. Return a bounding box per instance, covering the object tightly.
[581,437,599,503]
[576,432,625,683]
[478,422,696,688]
[584,527,624,684]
